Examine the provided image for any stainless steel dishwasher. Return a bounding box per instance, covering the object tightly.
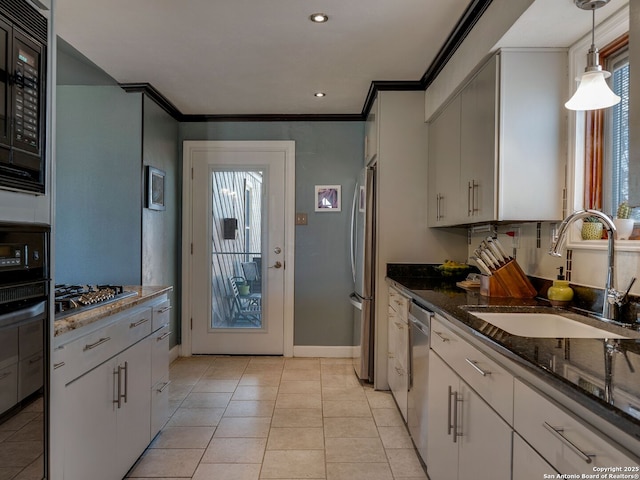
[407,301,432,465]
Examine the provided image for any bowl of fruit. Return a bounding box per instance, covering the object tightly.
[436,260,472,279]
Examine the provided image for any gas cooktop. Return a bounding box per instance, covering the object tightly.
[54,284,137,319]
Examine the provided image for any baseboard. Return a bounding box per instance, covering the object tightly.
[293,345,358,358]
[170,344,358,359]
[169,344,180,363]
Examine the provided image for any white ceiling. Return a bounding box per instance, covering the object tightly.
[54,0,629,116]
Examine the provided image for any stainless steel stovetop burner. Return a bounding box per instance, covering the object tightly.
[54,284,137,319]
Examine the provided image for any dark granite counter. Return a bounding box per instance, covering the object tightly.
[387,264,640,447]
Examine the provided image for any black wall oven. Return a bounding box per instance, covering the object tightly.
[0,1,46,194]
[0,222,49,479]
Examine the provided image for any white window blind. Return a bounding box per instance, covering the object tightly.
[608,54,632,218]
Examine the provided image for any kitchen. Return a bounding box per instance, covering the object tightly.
[0,0,639,478]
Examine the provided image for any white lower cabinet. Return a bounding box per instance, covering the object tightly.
[64,335,151,480]
[116,335,152,473]
[151,321,171,437]
[52,294,171,480]
[513,379,639,474]
[64,358,118,480]
[426,353,511,480]
[387,286,410,421]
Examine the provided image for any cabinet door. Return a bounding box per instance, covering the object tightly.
[428,95,461,227]
[457,381,511,480]
[115,336,152,479]
[426,353,459,479]
[64,360,118,480]
[460,56,497,223]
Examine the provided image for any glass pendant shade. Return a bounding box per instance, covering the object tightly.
[565,70,621,110]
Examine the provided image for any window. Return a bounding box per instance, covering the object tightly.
[584,34,632,220]
[607,50,632,218]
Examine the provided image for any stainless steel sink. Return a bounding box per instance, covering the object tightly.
[468,311,629,339]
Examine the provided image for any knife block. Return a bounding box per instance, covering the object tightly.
[479,259,537,298]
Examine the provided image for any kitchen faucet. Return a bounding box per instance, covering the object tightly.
[549,209,634,323]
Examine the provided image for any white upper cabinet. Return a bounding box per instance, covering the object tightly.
[428,49,567,227]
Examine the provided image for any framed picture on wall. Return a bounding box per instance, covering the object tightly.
[146,166,166,211]
[315,185,341,212]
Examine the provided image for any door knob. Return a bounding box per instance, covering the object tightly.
[270,261,283,269]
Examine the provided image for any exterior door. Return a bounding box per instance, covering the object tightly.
[184,141,294,355]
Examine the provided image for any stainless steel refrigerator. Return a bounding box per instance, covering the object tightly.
[349,163,376,382]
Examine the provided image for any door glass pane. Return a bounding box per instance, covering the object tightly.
[210,169,263,329]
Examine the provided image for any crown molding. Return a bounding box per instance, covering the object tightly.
[121,0,494,122]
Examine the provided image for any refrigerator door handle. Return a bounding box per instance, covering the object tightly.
[349,181,359,283]
[349,292,363,310]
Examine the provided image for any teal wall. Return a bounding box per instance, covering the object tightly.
[56,37,365,348]
[55,86,143,285]
[180,122,364,346]
[142,97,180,348]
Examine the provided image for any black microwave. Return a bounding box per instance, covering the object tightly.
[0,11,46,194]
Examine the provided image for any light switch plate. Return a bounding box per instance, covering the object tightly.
[296,213,308,225]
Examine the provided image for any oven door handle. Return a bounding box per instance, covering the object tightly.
[0,301,46,329]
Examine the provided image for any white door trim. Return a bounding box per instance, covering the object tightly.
[181,140,295,357]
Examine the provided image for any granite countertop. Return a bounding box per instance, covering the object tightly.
[387,264,640,444]
[54,285,173,337]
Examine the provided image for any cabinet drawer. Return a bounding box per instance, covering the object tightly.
[152,300,171,332]
[151,323,170,385]
[18,350,44,400]
[59,319,124,384]
[514,379,639,473]
[388,287,410,318]
[0,363,18,415]
[431,314,513,423]
[125,307,153,348]
[19,318,43,359]
[151,375,171,438]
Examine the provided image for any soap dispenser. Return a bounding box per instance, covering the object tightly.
[547,267,574,307]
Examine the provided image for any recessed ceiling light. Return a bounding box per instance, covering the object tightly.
[314,92,326,97]
[309,13,328,23]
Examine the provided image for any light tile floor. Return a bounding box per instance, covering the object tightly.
[126,356,428,480]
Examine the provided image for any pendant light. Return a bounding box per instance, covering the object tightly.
[565,0,621,111]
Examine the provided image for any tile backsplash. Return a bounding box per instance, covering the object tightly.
[468,221,640,323]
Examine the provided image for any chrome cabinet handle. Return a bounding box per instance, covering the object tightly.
[113,366,122,408]
[84,336,111,351]
[157,381,171,393]
[54,361,65,370]
[0,371,12,381]
[29,354,43,365]
[157,331,171,341]
[130,318,149,328]
[465,358,491,376]
[433,331,449,342]
[468,181,473,216]
[453,390,460,443]
[543,422,595,463]
[157,306,172,314]
[472,180,479,215]
[447,385,454,436]
[122,361,128,404]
